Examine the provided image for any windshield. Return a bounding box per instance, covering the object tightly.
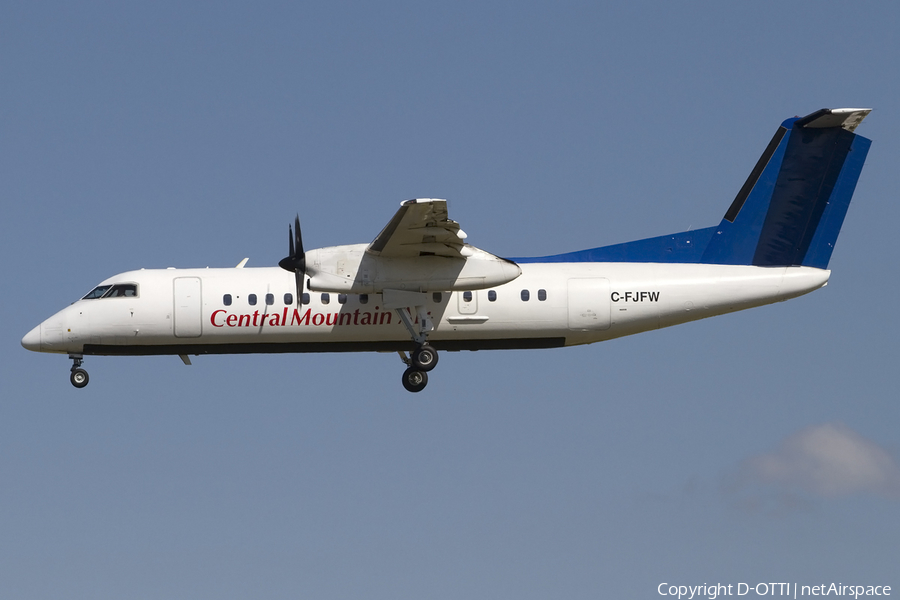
[105,284,138,297]
[81,283,138,300]
[82,285,112,300]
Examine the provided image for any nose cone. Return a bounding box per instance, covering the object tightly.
[22,325,42,352]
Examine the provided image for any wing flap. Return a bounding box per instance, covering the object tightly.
[367,199,465,258]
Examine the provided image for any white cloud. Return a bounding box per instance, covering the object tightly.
[727,423,900,510]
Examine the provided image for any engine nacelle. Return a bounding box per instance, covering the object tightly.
[305,244,521,293]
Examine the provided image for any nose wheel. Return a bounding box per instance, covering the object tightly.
[69,355,89,388]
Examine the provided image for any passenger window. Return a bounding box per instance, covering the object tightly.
[433,292,442,303]
[82,285,111,300]
[488,290,497,302]
[338,294,348,304]
[321,293,330,305]
[538,289,547,301]
[224,294,232,306]
[248,294,257,306]
[521,289,530,301]
[266,293,275,306]
[302,293,310,305]
[463,291,473,302]
[359,294,369,305]
[284,293,293,305]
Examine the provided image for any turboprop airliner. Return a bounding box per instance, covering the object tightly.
[22,108,872,392]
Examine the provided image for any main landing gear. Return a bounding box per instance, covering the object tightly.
[395,304,439,393]
[69,354,89,388]
[398,343,438,393]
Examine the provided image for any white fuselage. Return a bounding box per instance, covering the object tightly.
[24,262,830,357]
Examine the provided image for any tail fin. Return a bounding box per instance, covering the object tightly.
[700,108,871,268]
[510,108,871,267]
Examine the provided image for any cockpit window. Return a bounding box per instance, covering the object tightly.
[104,284,138,298]
[81,284,138,300]
[82,285,111,300]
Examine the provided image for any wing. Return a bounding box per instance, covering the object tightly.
[367,199,467,258]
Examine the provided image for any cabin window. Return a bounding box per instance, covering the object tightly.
[521,289,530,301]
[360,294,369,305]
[82,285,112,300]
[321,293,330,305]
[538,289,547,301]
[224,294,232,306]
[284,293,293,305]
[104,284,138,298]
[265,293,275,306]
[248,294,257,306]
[488,290,497,302]
[463,291,473,302]
[302,293,310,305]
[337,294,347,304]
[433,292,442,303]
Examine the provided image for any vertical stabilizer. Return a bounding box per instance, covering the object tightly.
[700,108,871,268]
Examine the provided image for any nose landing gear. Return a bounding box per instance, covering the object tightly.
[69,354,89,388]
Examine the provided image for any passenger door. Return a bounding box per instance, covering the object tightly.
[173,277,202,337]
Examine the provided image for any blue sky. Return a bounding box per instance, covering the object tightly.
[3,2,899,598]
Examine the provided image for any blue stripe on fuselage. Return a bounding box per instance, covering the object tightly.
[509,226,717,264]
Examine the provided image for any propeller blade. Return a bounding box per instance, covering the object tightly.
[278,225,305,271]
[294,214,304,257]
[295,272,303,308]
[278,215,307,307]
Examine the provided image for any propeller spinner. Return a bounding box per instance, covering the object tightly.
[278,215,305,305]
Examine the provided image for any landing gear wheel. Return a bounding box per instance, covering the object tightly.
[401,367,428,393]
[411,344,438,372]
[70,368,89,388]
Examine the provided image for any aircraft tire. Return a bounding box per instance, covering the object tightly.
[411,344,438,372]
[70,368,89,388]
[402,367,428,393]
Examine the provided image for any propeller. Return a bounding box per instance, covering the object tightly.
[278,215,305,305]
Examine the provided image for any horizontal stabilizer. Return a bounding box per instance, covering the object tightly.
[795,108,870,132]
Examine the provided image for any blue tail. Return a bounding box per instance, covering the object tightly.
[516,108,871,268]
[700,108,871,268]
